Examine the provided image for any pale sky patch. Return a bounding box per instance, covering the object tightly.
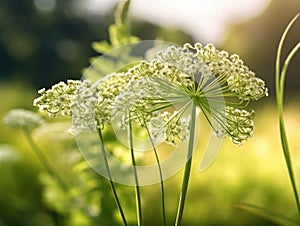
[83,0,270,44]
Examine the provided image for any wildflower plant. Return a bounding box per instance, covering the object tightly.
[7,0,270,225]
[33,43,268,226]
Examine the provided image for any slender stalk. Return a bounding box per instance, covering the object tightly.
[175,102,196,226]
[22,129,68,190]
[95,122,128,226]
[144,122,167,226]
[128,118,143,226]
[280,43,300,98]
[114,0,131,26]
[275,13,300,215]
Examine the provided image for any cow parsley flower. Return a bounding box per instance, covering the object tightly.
[68,80,98,135]
[149,111,190,145]
[4,109,45,131]
[33,43,268,145]
[112,43,268,145]
[33,80,87,116]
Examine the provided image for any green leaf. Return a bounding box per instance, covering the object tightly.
[109,24,139,47]
[85,0,140,81]
[235,203,300,226]
[91,40,112,54]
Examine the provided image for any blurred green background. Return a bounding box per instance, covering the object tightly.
[0,0,300,225]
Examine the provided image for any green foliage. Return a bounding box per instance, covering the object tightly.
[2,78,300,226]
[83,0,140,81]
[32,10,268,226]
[21,1,141,225]
[30,120,135,226]
[1,1,300,226]
[235,203,299,226]
[91,24,139,55]
[236,13,300,225]
[39,153,114,226]
[114,0,131,26]
[85,23,141,81]
[275,13,300,214]
[0,143,55,226]
[91,0,138,54]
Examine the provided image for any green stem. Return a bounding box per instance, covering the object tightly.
[22,129,68,190]
[275,13,300,215]
[279,44,300,214]
[279,43,300,99]
[96,123,128,226]
[128,118,143,226]
[114,0,131,26]
[144,123,167,226]
[175,103,196,226]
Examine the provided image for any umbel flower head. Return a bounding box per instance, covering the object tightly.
[4,109,45,131]
[33,80,89,116]
[33,43,268,145]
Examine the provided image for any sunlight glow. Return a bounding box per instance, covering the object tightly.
[130,0,271,44]
[84,0,270,44]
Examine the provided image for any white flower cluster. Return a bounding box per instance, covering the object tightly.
[158,43,268,101]
[68,80,98,135]
[214,107,255,145]
[70,72,132,135]
[152,43,268,144]
[33,43,268,145]
[111,66,192,145]
[4,109,45,131]
[150,111,190,145]
[33,80,85,116]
